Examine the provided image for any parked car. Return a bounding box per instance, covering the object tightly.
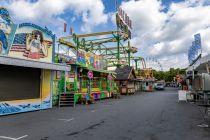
[165,82,171,87]
[155,83,165,90]
[170,83,178,87]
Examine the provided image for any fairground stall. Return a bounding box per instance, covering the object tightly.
[54,24,136,104]
[0,8,70,116]
[185,33,208,102]
[115,65,136,95]
[184,34,210,127]
[55,49,116,105]
[141,68,155,92]
[141,79,155,92]
[131,57,155,92]
[53,6,137,104]
[186,54,210,102]
[134,79,143,92]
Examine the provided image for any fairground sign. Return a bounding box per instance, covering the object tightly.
[188,33,202,65]
[116,7,132,39]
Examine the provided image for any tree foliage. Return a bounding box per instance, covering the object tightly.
[153,68,186,82]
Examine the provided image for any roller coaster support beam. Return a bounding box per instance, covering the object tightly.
[91,46,129,51]
[134,59,138,70]
[128,41,131,66]
[62,31,117,39]
[102,51,128,56]
[117,35,120,68]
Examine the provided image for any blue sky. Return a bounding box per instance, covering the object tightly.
[60,0,185,36]
[2,0,185,36]
[162,0,184,6]
[61,0,185,35]
[1,0,210,70]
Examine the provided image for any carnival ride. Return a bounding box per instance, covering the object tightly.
[129,56,163,80]
[57,31,137,67]
[54,4,138,103]
[55,30,138,103]
[55,4,164,97]
[145,57,163,71]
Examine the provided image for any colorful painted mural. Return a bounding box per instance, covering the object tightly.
[9,23,54,62]
[8,23,55,63]
[0,8,16,55]
[0,98,51,115]
[77,50,107,69]
[0,101,39,115]
[0,8,70,116]
[0,7,54,62]
[41,70,52,109]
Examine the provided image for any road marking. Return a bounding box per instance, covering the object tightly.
[91,110,96,113]
[16,135,28,140]
[0,135,28,140]
[58,118,74,122]
[103,105,111,106]
[0,136,15,140]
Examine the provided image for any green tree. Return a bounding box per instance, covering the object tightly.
[153,68,186,82]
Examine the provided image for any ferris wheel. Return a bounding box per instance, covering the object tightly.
[130,57,163,71]
[144,57,163,71]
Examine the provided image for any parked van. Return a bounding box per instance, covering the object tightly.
[155,82,165,90]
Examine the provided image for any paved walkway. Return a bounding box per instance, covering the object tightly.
[0,88,210,140]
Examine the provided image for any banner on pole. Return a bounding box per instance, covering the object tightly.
[116,6,132,39]
[188,33,202,65]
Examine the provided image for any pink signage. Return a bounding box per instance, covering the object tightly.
[88,71,93,79]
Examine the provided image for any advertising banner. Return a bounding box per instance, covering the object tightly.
[8,23,55,63]
[188,33,202,65]
[0,8,17,55]
[116,7,132,39]
[0,8,55,63]
[77,50,107,69]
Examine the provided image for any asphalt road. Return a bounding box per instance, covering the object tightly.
[0,88,210,140]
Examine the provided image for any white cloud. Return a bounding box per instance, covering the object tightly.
[71,17,76,23]
[149,42,164,56]
[121,0,166,36]
[2,0,108,34]
[119,0,210,70]
[2,0,210,71]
